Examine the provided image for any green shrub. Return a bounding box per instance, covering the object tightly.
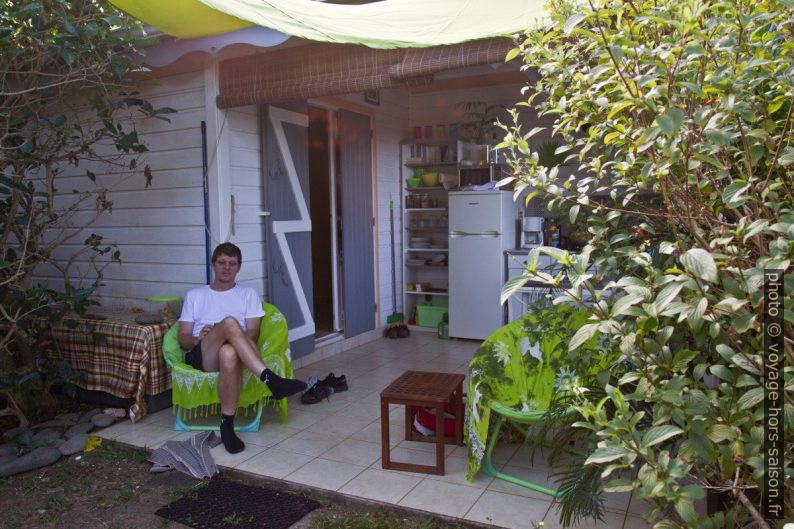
[501,0,793,527]
[0,1,174,424]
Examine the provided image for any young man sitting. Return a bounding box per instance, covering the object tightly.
[178,243,306,453]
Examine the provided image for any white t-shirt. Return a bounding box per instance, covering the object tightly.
[178,284,265,338]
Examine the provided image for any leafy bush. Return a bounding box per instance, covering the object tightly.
[500,0,793,527]
[0,1,174,424]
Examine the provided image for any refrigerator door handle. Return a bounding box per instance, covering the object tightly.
[449,230,501,238]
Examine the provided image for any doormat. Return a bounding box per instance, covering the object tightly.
[155,477,321,529]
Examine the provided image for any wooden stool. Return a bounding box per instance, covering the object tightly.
[380,370,465,475]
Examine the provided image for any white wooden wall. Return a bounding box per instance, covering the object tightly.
[225,106,267,296]
[37,70,208,309]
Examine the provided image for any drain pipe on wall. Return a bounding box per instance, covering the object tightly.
[201,121,211,284]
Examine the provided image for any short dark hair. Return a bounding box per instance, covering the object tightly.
[211,242,242,264]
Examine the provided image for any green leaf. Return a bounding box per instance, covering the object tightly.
[501,274,529,305]
[778,147,794,167]
[722,180,750,207]
[611,293,644,318]
[737,387,764,410]
[671,350,697,371]
[731,313,755,333]
[707,424,735,443]
[681,248,718,283]
[709,365,734,382]
[655,114,674,137]
[569,204,580,224]
[641,425,683,448]
[585,445,631,465]
[603,479,635,493]
[675,497,697,524]
[569,322,599,350]
[564,13,587,35]
[504,47,520,62]
[656,282,683,310]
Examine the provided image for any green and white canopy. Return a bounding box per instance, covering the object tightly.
[111,0,547,48]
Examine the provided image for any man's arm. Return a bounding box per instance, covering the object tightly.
[245,317,261,343]
[178,321,197,350]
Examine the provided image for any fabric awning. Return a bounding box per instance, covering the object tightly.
[111,0,547,48]
[216,38,515,108]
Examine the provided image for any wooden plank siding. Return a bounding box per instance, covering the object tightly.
[226,105,268,297]
[34,70,209,309]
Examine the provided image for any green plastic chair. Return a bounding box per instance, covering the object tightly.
[162,302,292,431]
[466,305,609,497]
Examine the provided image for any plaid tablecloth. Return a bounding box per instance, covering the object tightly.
[51,310,171,422]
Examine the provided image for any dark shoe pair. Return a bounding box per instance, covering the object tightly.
[300,373,348,404]
[322,372,348,393]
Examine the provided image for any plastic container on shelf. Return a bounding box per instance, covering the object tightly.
[416,300,449,329]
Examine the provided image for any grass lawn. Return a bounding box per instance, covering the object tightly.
[0,440,471,529]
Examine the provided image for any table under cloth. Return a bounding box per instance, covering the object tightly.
[51,310,171,422]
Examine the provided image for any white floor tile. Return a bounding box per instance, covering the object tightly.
[273,428,345,457]
[339,467,423,504]
[285,457,366,491]
[320,438,382,467]
[237,424,301,448]
[398,479,484,518]
[464,490,551,528]
[143,408,176,427]
[425,455,493,489]
[280,408,327,430]
[209,443,266,468]
[383,445,438,468]
[350,420,400,447]
[235,447,314,478]
[305,414,374,437]
[333,401,382,422]
[112,423,179,449]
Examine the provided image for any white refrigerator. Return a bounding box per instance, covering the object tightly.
[448,191,518,340]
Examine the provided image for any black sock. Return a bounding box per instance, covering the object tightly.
[260,368,307,400]
[219,413,245,454]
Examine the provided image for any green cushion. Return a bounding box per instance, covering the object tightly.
[465,305,613,480]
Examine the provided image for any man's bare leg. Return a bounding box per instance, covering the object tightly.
[217,344,245,454]
[199,317,266,374]
[199,317,306,400]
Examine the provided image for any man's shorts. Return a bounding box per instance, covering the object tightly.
[184,341,204,371]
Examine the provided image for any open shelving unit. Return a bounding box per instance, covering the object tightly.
[399,137,483,330]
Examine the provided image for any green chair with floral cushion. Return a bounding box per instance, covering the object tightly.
[161,302,292,431]
[466,304,613,497]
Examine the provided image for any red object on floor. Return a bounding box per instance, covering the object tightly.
[413,402,456,437]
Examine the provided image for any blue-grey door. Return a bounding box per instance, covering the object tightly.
[338,109,375,338]
[263,103,315,358]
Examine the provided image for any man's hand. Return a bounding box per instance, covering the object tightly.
[198,324,214,340]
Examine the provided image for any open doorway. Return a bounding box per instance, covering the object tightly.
[308,105,342,341]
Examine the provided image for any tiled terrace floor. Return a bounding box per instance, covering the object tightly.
[97,331,650,529]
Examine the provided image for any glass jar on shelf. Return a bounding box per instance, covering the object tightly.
[421,194,433,209]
